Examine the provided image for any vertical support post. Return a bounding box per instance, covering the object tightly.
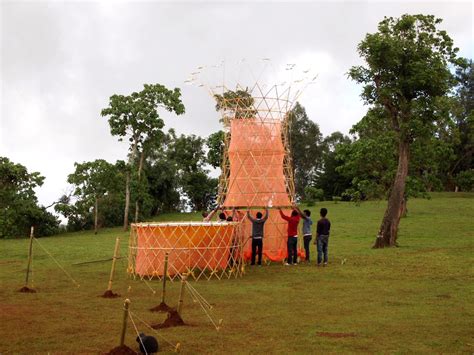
[119,299,131,346]
[24,226,34,287]
[107,237,121,291]
[161,252,169,304]
[176,273,188,316]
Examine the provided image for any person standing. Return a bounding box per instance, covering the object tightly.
[316,208,331,266]
[246,208,269,266]
[278,207,301,265]
[294,206,313,262]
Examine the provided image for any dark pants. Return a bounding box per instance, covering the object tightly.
[317,236,329,264]
[251,238,263,265]
[287,236,298,264]
[303,235,312,261]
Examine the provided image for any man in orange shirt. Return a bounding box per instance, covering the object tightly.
[278,207,301,265]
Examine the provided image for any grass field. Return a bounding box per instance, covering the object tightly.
[0,192,473,354]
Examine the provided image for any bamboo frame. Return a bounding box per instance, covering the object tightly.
[215,84,297,208]
[107,237,121,291]
[24,226,34,288]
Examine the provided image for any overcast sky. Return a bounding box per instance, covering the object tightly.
[1,0,472,211]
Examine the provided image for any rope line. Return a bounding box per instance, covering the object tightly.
[129,311,179,350]
[128,312,148,355]
[184,282,221,330]
[185,282,212,309]
[141,278,157,294]
[33,237,80,287]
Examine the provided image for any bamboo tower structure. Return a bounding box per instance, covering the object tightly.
[208,60,317,263]
[128,60,317,279]
[214,84,298,262]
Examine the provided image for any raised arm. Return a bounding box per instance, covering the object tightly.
[294,205,308,220]
[247,210,256,222]
[262,207,269,221]
[278,208,290,221]
[204,206,218,221]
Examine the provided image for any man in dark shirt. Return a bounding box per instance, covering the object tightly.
[247,208,269,266]
[316,207,331,266]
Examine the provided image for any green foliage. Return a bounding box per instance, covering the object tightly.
[0,157,59,238]
[316,131,353,199]
[303,186,324,205]
[450,60,474,180]
[56,160,124,231]
[455,169,474,191]
[214,89,257,120]
[349,14,464,113]
[101,83,185,151]
[289,102,324,199]
[165,132,218,211]
[206,130,226,169]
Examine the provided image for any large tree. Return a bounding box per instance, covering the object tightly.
[167,132,217,211]
[348,14,465,248]
[101,84,185,230]
[288,102,324,200]
[0,157,59,238]
[316,131,352,200]
[450,60,474,188]
[66,160,121,234]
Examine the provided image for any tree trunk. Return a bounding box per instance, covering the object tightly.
[123,171,130,231]
[374,140,410,248]
[94,196,98,235]
[134,149,145,223]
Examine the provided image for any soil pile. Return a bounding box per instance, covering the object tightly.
[152,310,185,329]
[106,345,137,355]
[149,302,173,312]
[19,286,36,293]
[101,290,120,298]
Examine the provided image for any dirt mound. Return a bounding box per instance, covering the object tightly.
[316,332,356,338]
[106,345,137,355]
[149,302,173,312]
[101,290,120,298]
[152,310,185,329]
[19,286,36,293]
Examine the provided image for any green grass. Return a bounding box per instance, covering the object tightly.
[1,193,473,353]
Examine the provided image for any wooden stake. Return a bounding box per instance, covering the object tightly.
[176,273,188,316]
[119,299,131,346]
[24,226,34,288]
[161,253,169,304]
[107,237,120,291]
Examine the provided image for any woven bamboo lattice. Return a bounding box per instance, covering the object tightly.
[215,83,305,263]
[128,222,245,281]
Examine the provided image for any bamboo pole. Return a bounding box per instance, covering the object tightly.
[107,237,120,291]
[119,299,131,346]
[160,253,169,304]
[72,256,125,266]
[24,226,34,288]
[176,273,188,316]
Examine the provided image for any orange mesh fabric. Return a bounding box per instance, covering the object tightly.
[220,118,303,262]
[223,118,291,207]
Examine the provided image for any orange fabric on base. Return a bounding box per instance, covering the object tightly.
[135,223,234,277]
